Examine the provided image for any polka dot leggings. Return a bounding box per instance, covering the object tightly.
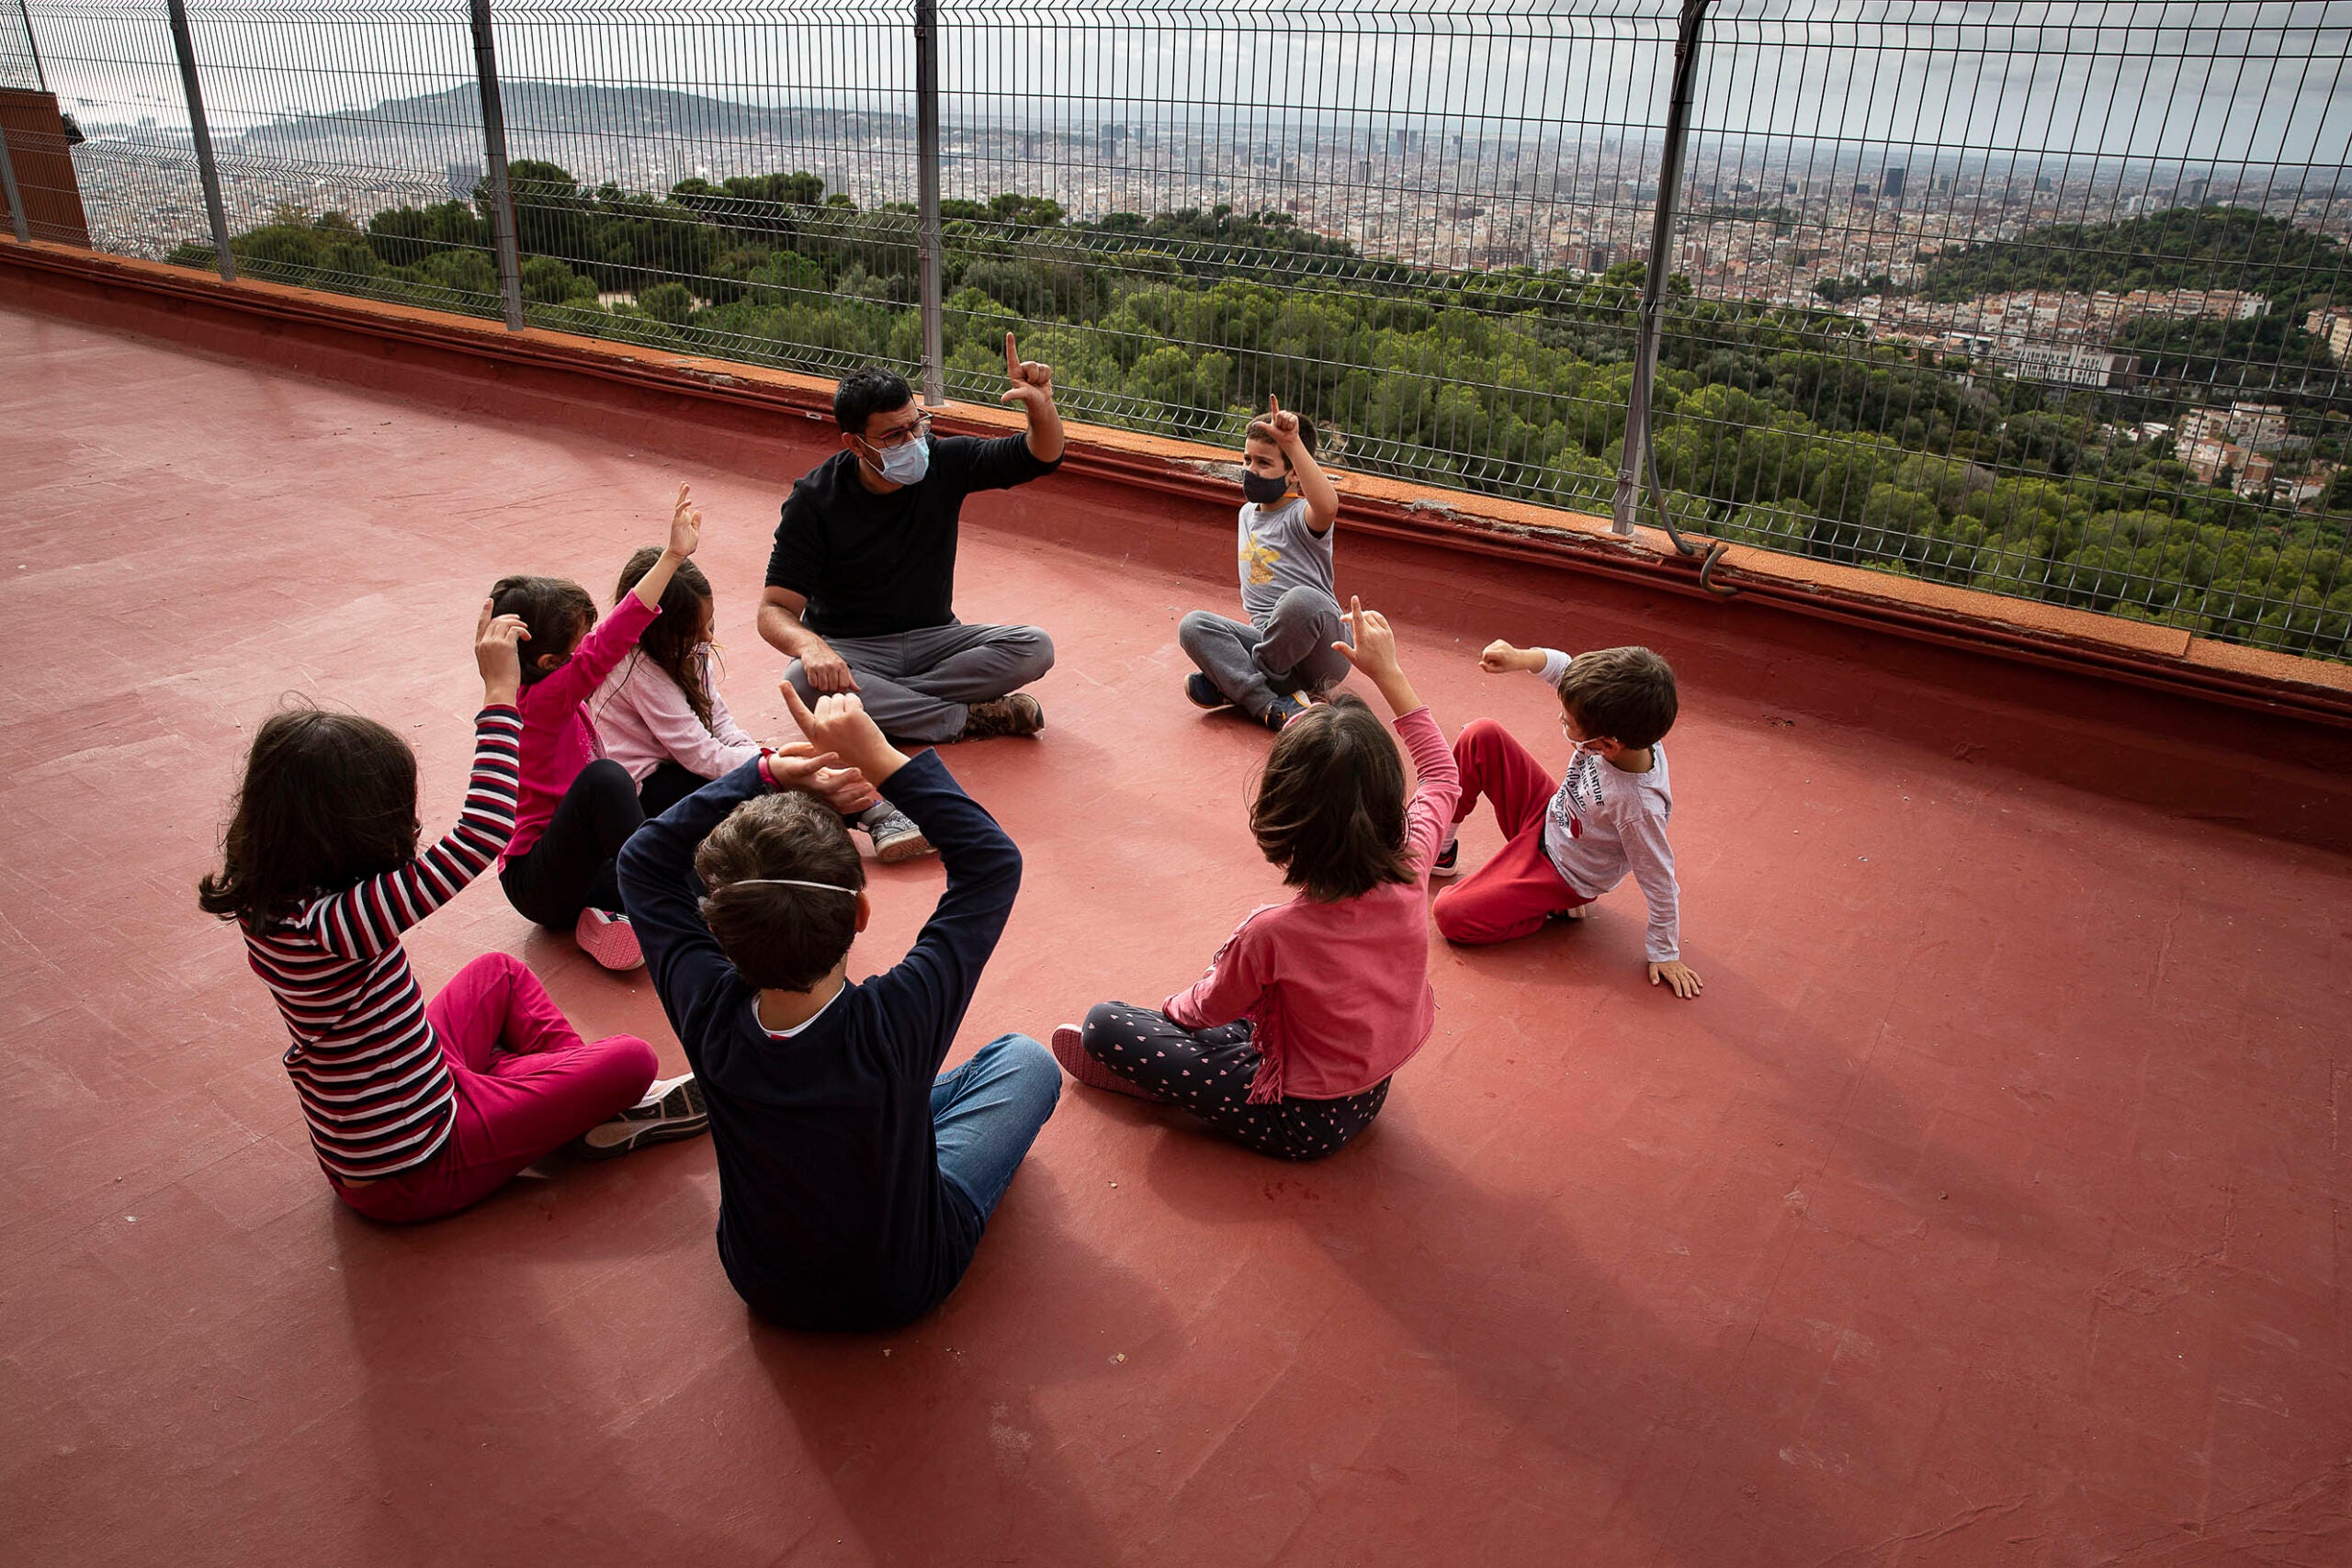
[1079,1001,1390,1161]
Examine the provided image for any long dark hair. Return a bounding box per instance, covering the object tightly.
[613,547,716,730]
[1249,693,1415,902]
[197,705,421,930]
[489,574,596,686]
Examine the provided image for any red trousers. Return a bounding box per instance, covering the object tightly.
[1431,718,1592,945]
[332,953,656,1224]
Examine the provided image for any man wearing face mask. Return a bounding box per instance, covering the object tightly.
[759,334,1064,744]
[1175,395,1350,732]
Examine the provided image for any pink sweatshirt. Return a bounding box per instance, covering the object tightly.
[1165,705,1461,1103]
[503,592,658,863]
[591,649,763,785]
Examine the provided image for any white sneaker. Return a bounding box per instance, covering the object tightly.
[574,1075,707,1160]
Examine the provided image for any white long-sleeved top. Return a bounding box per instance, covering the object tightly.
[1532,649,1681,962]
[591,649,763,786]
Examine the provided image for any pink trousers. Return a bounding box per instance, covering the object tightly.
[332,953,657,1224]
[1432,718,1593,946]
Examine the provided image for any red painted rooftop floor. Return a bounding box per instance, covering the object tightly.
[4,300,2350,1568]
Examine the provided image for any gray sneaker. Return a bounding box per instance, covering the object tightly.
[858,802,934,863]
[573,1074,707,1161]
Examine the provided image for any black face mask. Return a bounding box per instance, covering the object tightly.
[1241,470,1290,506]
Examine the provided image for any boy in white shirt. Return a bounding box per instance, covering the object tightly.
[1432,639,1704,998]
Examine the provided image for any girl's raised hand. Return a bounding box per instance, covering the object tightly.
[1335,595,1401,680]
[475,598,530,705]
[667,482,703,559]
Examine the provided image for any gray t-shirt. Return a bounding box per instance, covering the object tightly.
[1237,497,1335,624]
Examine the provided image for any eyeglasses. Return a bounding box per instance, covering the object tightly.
[866,415,932,449]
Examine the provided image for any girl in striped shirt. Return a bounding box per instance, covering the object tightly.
[198,604,707,1223]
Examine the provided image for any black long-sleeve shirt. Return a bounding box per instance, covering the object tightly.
[764,434,1060,638]
[616,749,1022,1330]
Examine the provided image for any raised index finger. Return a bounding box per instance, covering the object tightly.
[477,597,495,636]
[1004,332,1020,376]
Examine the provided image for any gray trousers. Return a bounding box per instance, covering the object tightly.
[785,621,1055,745]
[1178,587,1352,720]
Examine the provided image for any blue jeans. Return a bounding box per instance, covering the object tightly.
[933,1033,1060,1224]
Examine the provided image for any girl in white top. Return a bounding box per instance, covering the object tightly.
[593,548,933,862]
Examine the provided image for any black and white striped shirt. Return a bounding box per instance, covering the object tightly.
[243,708,522,1181]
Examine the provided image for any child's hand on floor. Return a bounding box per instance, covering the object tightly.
[763,739,878,817]
[475,598,530,707]
[666,482,703,560]
[783,684,910,788]
[1648,960,1704,999]
[1479,639,1544,674]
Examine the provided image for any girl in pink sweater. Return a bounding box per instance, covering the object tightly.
[1052,600,1460,1159]
[590,547,932,863]
[493,484,701,971]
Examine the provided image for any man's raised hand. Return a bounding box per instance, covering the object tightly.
[1001,332,1054,412]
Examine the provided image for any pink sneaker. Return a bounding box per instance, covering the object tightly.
[1050,1023,1159,1100]
[573,907,644,972]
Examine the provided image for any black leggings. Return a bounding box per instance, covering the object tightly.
[499,759,643,927]
[638,761,712,821]
[1079,1001,1390,1161]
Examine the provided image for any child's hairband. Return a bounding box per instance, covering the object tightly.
[726,878,859,897]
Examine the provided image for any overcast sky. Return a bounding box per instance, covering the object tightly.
[14,0,2346,172]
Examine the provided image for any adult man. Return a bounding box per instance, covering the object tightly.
[760,335,1064,744]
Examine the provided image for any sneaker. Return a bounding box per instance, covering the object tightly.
[1049,1024,1159,1101]
[1430,839,1461,879]
[1184,672,1231,711]
[574,1074,708,1160]
[858,802,934,864]
[573,907,644,972]
[1260,694,1308,732]
[956,693,1046,740]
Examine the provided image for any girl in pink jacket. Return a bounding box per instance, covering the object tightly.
[1053,600,1460,1159]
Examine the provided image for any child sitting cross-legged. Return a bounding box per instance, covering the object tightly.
[1431,637,1703,999]
[1177,395,1350,731]
[616,685,1060,1331]
[492,483,706,972]
[592,546,932,861]
[198,602,708,1224]
[1054,598,1459,1159]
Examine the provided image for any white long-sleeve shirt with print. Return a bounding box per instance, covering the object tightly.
[591,648,763,786]
[1532,648,1681,962]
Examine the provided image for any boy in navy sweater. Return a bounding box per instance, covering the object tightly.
[616,685,1058,1330]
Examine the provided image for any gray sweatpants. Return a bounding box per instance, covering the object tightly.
[786,621,1055,744]
[1178,586,1352,720]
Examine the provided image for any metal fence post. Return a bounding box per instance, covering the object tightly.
[467,0,526,331]
[913,0,944,406]
[166,0,236,281]
[1612,0,1707,542]
[0,116,28,244]
[18,0,48,90]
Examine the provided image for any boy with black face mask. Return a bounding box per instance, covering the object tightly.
[1177,397,1348,730]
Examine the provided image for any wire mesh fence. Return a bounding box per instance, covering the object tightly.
[1665,0,2352,655]
[6,0,2348,658]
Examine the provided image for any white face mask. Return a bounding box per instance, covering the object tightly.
[865,434,930,486]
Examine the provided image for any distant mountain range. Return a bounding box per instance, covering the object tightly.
[223,82,913,160]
